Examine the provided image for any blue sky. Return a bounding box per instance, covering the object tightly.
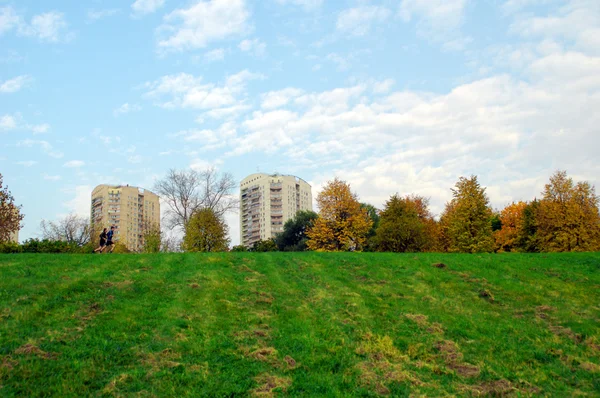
[1,0,599,245]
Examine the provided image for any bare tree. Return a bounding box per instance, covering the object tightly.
[0,173,24,243]
[40,213,91,246]
[154,167,238,231]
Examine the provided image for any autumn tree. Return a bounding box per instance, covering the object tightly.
[306,178,372,251]
[154,167,238,232]
[40,213,91,246]
[536,171,600,252]
[440,176,494,253]
[0,174,24,243]
[182,208,229,252]
[494,201,527,252]
[274,210,318,251]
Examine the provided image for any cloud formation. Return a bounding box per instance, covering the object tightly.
[157,0,250,52]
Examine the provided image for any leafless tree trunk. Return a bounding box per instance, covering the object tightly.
[40,213,91,246]
[153,167,238,232]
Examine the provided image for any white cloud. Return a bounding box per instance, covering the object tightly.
[0,114,17,130]
[274,0,323,11]
[261,88,304,110]
[65,185,93,217]
[326,53,350,71]
[373,79,395,94]
[0,75,32,93]
[87,9,120,22]
[1,114,51,134]
[17,139,63,158]
[29,123,50,134]
[131,0,165,16]
[16,160,37,167]
[114,102,142,116]
[172,122,237,151]
[239,38,266,57]
[18,11,69,42]
[63,160,85,168]
[399,0,470,49]
[157,0,250,52]
[0,6,20,35]
[128,155,143,164]
[43,174,61,181]
[509,0,600,55]
[202,103,252,120]
[337,6,391,37]
[143,69,263,110]
[204,48,225,62]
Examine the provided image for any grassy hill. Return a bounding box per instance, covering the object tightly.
[0,253,599,396]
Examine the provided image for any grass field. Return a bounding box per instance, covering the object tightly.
[0,253,599,396]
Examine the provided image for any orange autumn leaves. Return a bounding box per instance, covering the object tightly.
[306,178,372,251]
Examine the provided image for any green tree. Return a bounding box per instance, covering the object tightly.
[536,171,600,252]
[441,176,494,253]
[0,173,24,243]
[182,208,229,252]
[274,210,318,251]
[142,221,162,253]
[518,200,540,252]
[306,178,373,251]
[360,203,380,252]
[375,194,428,252]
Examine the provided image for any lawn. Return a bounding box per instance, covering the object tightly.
[0,252,599,396]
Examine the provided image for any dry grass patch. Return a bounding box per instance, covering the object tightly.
[435,340,480,378]
[103,280,133,289]
[14,344,58,360]
[355,334,421,395]
[405,313,429,328]
[250,347,278,363]
[549,325,583,343]
[580,362,600,373]
[250,374,292,397]
[140,349,182,377]
[0,356,18,371]
[459,379,516,396]
[102,373,131,395]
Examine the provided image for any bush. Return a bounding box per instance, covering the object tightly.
[231,245,248,252]
[251,239,278,252]
[21,238,78,253]
[0,241,22,253]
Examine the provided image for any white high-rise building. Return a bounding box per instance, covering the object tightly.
[240,173,312,247]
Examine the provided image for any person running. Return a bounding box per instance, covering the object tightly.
[93,228,108,253]
[105,226,116,253]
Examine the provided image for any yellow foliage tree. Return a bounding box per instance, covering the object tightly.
[536,171,600,252]
[183,208,230,252]
[307,178,372,251]
[494,201,527,252]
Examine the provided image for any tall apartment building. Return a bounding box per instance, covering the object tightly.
[91,184,160,252]
[9,229,18,243]
[240,173,312,247]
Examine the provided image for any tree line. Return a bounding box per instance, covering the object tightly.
[1,169,599,254]
[237,170,600,253]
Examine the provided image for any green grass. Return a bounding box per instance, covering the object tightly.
[0,253,599,396]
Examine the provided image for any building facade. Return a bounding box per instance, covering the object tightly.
[91,184,160,252]
[9,229,18,243]
[240,173,312,247]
